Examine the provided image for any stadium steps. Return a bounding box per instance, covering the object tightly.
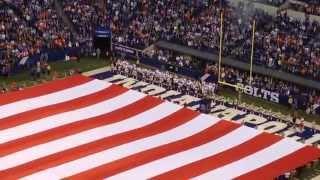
[53,0,78,37]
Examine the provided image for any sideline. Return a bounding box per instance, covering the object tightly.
[82,67,111,77]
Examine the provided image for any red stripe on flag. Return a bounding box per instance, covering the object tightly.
[235,146,320,180]
[152,133,282,180]
[0,108,198,179]
[68,120,240,179]
[0,92,156,157]
[0,75,90,106]
[0,85,127,130]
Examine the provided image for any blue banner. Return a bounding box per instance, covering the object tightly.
[95,27,111,38]
[113,44,137,57]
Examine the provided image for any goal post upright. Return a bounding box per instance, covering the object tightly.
[218,11,223,84]
[217,10,245,91]
[217,13,256,92]
[249,19,256,85]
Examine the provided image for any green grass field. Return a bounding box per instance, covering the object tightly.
[0,57,108,88]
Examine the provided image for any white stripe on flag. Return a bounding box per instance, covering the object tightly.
[108,126,260,180]
[0,90,145,144]
[193,138,304,179]
[0,102,181,171]
[19,56,29,65]
[21,114,221,180]
[0,79,111,119]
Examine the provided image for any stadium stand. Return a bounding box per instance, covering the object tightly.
[1,0,319,80]
[0,0,319,114]
[62,0,106,48]
[105,0,320,82]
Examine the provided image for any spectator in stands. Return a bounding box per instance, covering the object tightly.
[112,59,216,98]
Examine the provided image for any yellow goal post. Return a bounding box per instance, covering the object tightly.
[217,11,256,92]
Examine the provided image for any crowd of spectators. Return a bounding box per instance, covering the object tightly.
[0,6,20,76]
[2,0,320,82]
[8,0,72,48]
[105,0,320,81]
[234,11,320,80]
[107,0,263,53]
[148,49,201,69]
[0,0,106,77]
[62,0,106,47]
[112,59,216,98]
[0,0,71,76]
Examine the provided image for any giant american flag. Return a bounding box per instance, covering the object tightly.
[0,75,319,180]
